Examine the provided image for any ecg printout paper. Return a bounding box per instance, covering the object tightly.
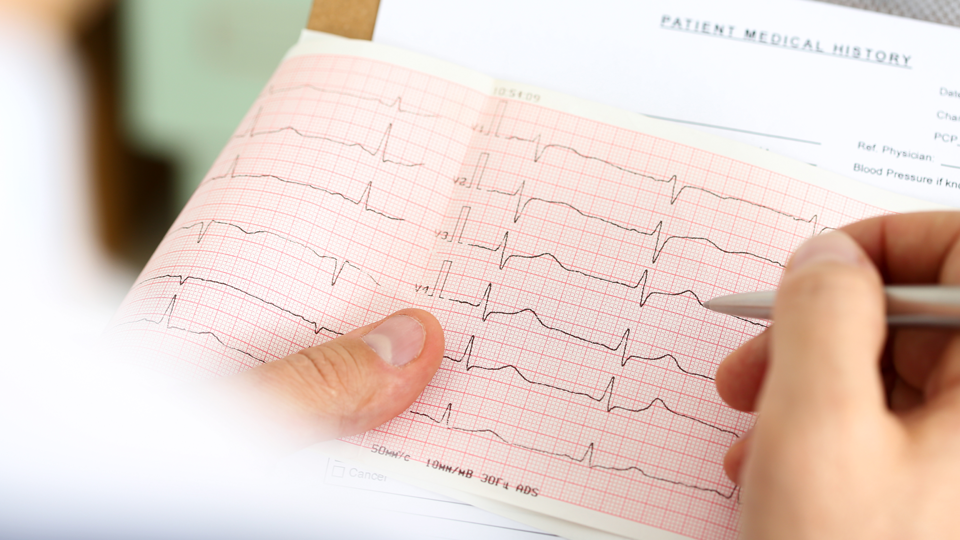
[109,32,940,540]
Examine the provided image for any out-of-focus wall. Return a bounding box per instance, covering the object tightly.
[120,0,312,205]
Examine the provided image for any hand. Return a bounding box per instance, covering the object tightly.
[716,212,960,539]
[209,309,445,453]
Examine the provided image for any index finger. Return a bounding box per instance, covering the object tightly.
[841,212,960,284]
[843,212,960,404]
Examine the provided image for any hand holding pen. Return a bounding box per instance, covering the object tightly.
[710,212,960,540]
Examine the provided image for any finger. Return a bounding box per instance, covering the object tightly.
[715,330,769,412]
[840,212,960,437]
[723,429,752,484]
[762,231,887,425]
[216,309,444,449]
[889,377,924,412]
[841,212,960,283]
[844,213,960,420]
[924,338,960,426]
[890,328,953,390]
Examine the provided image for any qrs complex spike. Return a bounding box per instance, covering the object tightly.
[116,295,265,364]
[205,156,405,222]
[480,181,786,267]
[251,122,424,168]
[473,100,822,233]
[268,84,441,119]
[175,220,380,287]
[443,335,735,438]
[466,229,767,327]
[468,230,643,288]
[446,282,731,374]
[410,403,737,499]
[177,219,380,286]
[137,274,343,338]
[446,334,714,382]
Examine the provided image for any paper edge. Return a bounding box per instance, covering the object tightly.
[316,440,696,540]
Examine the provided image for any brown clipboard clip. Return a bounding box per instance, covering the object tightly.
[307,0,381,39]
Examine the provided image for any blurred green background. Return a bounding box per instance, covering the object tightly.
[121,0,312,205]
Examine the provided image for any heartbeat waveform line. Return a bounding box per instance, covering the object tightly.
[475,100,823,234]
[137,274,343,338]
[251,122,424,168]
[233,106,264,139]
[175,220,380,287]
[482,181,786,267]
[468,230,642,289]
[447,283,747,374]
[268,84,441,119]
[444,336,736,439]
[410,402,737,499]
[205,157,405,222]
[464,233,767,328]
[116,295,265,364]
[445,334,714,383]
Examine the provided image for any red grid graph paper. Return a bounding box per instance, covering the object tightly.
[109,49,888,540]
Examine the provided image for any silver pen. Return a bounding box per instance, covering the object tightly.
[705,286,960,327]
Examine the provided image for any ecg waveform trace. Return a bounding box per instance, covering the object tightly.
[109,50,889,540]
[205,156,409,222]
[462,228,768,328]
[140,274,344,337]
[441,335,731,432]
[117,295,266,364]
[251,122,425,168]
[475,102,824,234]
[410,402,738,499]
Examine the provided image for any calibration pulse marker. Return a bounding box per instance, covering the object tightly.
[453,153,490,189]
[454,206,470,244]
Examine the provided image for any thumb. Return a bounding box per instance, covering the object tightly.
[213,309,444,450]
[761,231,887,425]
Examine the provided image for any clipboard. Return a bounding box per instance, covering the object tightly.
[307,0,380,39]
